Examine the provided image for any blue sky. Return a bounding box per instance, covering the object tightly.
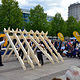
[0,0,80,20]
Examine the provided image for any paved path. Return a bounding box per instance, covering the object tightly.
[0,56,80,80]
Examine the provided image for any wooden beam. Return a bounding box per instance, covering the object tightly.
[2,43,11,61]
[4,28,26,70]
[39,34,59,63]
[44,35,64,62]
[24,29,54,64]
[20,30,41,67]
[7,41,18,60]
[12,29,34,69]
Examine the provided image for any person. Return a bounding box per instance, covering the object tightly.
[73,39,76,49]
[0,37,6,66]
[52,78,62,80]
[19,39,26,59]
[60,44,65,56]
[68,40,72,45]
[77,42,80,58]
[54,39,58,49]
[36,41,44,65]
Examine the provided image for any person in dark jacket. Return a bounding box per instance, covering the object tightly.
[36,41,44,65]
[19,39,26,59]
[0,37,5,66]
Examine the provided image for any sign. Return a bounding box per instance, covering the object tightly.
[0,34,7,46]
[73,31,80,42]
[58,32,64,41]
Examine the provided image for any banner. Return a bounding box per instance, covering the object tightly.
[73,31,80,42]
[0,34,7,46]
[58,32,64,41]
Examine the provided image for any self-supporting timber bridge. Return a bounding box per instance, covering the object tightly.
[2,28,64,70]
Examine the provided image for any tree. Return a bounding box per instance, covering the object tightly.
[66,16,78,37]
[24,22,31,32]
[0,0,24,31]
[51,13,67,36]
[77,21,80,34]
[29,4,48,32]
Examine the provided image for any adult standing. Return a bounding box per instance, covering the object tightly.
[36,41,44,65]
[19,39,26,59]
[0,37,5,66]
[73,39,76,49]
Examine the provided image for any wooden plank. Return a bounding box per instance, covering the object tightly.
[7,41,18,60]
[1,48,19,50]
[20,31,41,67]
[44,34,64,62]
[40,31,64,62]
[39,35,59,63]
[24,30,54,64]
[4,28,26,70]
[12,29,34,69]
[2,43,10,61]
[32,31,59,63]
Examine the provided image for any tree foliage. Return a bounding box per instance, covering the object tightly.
[0,0,24,31]
[50,13,67,36]
[77,21,80,34]
[29,4,48,32]
[66,16,78,37]
[0,1,80,37]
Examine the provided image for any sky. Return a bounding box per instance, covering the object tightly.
[0,0,80,20]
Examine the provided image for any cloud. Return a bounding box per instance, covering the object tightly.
[0,0,1,4]
[45,6,67,20]
[16,0,28,8]
[60,0,80,20]
[0,0,80,20]
[45,0,80,20]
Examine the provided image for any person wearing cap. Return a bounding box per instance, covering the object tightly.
[0,37,6,66]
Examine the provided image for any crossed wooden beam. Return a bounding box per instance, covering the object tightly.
[2,28,64,70]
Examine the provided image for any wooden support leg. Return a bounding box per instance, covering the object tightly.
[7,42,18,60]
[27,34,54,64]
[21,32,41,67]
[44,36,64,62]
[39,35,59,63]
[2,43,10,61]
[4,28,26,70]
[13,32,34,69]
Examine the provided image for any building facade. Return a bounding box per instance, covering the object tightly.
[22,9,30,22]
[68,3,80,21]
[22,9,53,22]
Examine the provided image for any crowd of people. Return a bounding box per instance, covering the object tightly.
[53,39,80,58]
[1,37,80,67]
[0,36,80,80]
